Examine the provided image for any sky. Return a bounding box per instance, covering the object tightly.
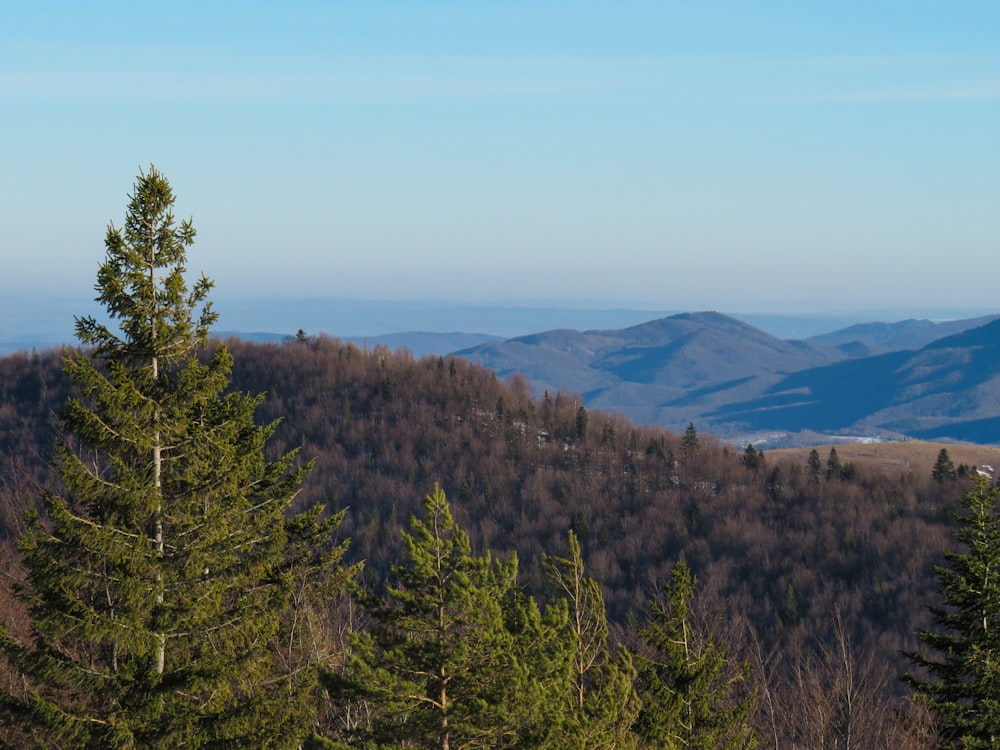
[2,1,999,337]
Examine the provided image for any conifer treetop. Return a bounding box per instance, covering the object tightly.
[75,164,216,364]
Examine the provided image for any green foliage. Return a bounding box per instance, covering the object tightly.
[576,405,589,440]
[634,562,757,749]
[544,531,640,749]
[826,447,842,479]
[933,448,958,482]
[741,444,760,471]
[681,423,702,459]
[0,167,352,748]
[337,484,558,749]
[806,449,822,477]
[903,476,1000,747]
[782,582,801,627]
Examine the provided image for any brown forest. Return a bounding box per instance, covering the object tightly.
[0,334,976,745]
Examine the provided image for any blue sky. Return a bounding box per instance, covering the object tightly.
[2,2,998,329]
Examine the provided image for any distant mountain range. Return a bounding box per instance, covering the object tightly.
[452,312,1000,446]
[5,293,993,353]
[6,294,1000,445]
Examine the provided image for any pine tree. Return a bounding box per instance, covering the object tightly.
[505,586,576,750]
[681,423,702,460]
[903,476,1000,748]
[806,449,822,478]
[0,167,352,748]
[634,562,757,750]
[338,484,546,749]
[933,448,958,482]
[543,530,639,749]
[826,447,842,479]
[576,406,589,441]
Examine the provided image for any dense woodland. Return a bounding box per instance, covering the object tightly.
[0,168,992,747]
[0,330,980,747]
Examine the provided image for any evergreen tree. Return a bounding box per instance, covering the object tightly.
[741,444,759,471]
[0,167,352,748]
[826,447,842,479]
[764,466,782,503]
[634,562,757,750]
[782,582,801,627]
[806,449,822,478]
[338,484,547,749]
[681,423,702,460]
[933,448,958,482]
[576,406,589,441]
[544,531,640,749]
[903,476,1000,747]
[504,586,575,750]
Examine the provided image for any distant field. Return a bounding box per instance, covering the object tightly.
[769,440,1000,477]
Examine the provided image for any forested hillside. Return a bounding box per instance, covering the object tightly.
[0,332,981,744]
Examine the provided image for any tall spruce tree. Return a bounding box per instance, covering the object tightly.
[634,562,757,750]
[903,476,1000,748]
[0,167,351,748]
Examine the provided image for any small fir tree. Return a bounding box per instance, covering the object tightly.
[681,423,702,460]
[826,447,842,479]
[807,449,822,478]
[576,406,589,441]
[337,484,550,750]
[933,448,958,482]
[903,476,1000,748]
[0,167,352,749]
[634,562,757,750]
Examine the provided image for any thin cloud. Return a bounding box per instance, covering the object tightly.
[1,53,997,104]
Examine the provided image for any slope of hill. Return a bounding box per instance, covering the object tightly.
[0,337,977,721]
[591,312,831,384]
[715,318,1000,443]
[455,312,1000,444]
[806,314,1000,356]
[456,311,841,432]
[345,331,502,357]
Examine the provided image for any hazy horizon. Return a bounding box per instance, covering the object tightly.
[2,3,998,320]
[3,290,998,355]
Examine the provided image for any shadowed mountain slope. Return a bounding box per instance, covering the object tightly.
[806,314,1000,356]
[457,313,1000,443]
[713,318,1000,442]
[456,311,836,406]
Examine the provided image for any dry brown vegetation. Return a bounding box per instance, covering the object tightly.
[770,440,1000,477]
[0,337,980,746]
